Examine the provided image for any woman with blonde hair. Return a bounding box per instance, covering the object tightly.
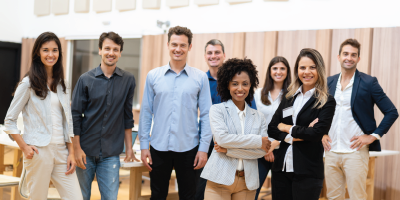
[268,48,336,200]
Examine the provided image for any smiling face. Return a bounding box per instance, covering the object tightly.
[204,44,226,68]
[99,38,122,67]
[168,34,192,62]
[338,44,360,71]
[228,71,251,107]
[270,62,288,84]
[40,40,59,68]
[298,56,318,92]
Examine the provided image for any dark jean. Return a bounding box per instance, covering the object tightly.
[150,145,199,200]
[76,153,120,200]
[271,171,323,200]
[254,157,273,200]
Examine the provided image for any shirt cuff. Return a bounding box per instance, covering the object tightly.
[140,141,150,150]
[199,142,210,153]
[284,134,293,145]
[371,133,381,140]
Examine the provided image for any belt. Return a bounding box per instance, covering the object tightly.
[236,170,245,177]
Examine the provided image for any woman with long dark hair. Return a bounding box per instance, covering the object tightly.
[253,56,292,199]
[268,48,336,200]
[4,32,82,200]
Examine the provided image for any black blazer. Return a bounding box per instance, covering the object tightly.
[328,70,399,151]
[268,92,336,179]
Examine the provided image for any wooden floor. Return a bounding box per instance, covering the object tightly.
[1,146,271,200]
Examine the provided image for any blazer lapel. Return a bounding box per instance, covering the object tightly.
[225,100,242,135]
[296,96,316,124]
[244,105,256,135]
[351,70,360,109]
[329,75,339,96]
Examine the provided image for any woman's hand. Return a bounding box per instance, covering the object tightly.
[264,151,274,162]
[269,140,280,153]
[22,145,39,159]
[293,138,304,142]
[277,123,292,133]
[309,118,319,127]
[214,142,227,153]
[66,153,77,175]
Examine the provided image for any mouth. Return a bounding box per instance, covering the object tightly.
[46,59,55,63]
[303,76,314,81]
[174,53,183,57]
[106,57,115,62]
[275,75,283,79]
[235,93,245,97]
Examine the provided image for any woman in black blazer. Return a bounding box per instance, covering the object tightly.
[268,48,336,200]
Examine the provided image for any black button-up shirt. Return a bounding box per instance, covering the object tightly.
[72,65,135,157]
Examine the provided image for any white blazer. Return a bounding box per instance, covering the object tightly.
[201,100,268,190]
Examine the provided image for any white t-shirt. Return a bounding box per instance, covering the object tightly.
[50,91,64,144]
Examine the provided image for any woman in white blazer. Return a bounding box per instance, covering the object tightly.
[4,32,82,200]
[201,58,271,200]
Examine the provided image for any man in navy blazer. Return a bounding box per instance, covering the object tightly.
[323,39,398,200]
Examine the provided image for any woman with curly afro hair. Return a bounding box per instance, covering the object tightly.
[200,58,272,200]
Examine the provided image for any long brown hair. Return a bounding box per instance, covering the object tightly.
[286,48,328,109]
[261,56,292,105]
[28,32,66,99]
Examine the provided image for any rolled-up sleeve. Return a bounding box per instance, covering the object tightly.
[71,77,88,136]
[198,74,212,153]
[4,79,31,135]
[124,76,135,129]
[139,73,155,150]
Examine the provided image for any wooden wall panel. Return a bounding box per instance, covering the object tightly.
[218,32,246,59]
[244,32,278,88]
[139,35,165,105]
[316,29,332,75]
[277,30,317,73]
[330,28,373,76]
[370,27,400,200]
[20,39,35,80]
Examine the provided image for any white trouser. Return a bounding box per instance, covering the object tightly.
[23,143,83,200]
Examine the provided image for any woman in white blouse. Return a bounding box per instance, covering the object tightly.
[4,32,82,200]
[253,56,292,200]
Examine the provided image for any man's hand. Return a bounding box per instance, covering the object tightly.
[66,153,76,175]
[74,147,87,170]
[261,137,271,152]
[264,151,274,162]
[141,149,153,172]
[22,145,39,159]
[278,123,292,133]
[214,142,227,153]
[350,135,376,150]
[124,148,140,162]
[309,118,319,127]
[322,135,332,151]
[293,138,304,142]
[194,151,208,170]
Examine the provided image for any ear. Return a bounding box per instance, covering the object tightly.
[357,56,360,62]
[99,48,102,56]
[119,50,122,57]
[188,43,192,51]
[337,54,340,61]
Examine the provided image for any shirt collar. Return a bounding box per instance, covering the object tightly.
[234,101,247,117]
[95,65,123,77]
[337,72,356,86]
[294,85,315,96]
[268,90,283,102]
[206,70,216,81]
[164,63,192,76]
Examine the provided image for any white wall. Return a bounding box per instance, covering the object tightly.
[1,0,400,41]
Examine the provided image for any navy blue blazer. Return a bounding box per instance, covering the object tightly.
[327,70,399,151]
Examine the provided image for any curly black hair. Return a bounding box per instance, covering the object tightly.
[217,58,259,106]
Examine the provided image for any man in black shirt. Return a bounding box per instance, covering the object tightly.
[71,32,139,200]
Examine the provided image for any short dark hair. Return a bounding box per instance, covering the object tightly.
[217,58,259,106]
[99,32,124,51]
[339,38,361,57]
[168,26,193,45]
[204,39,225,53]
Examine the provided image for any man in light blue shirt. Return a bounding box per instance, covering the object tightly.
[139,26,212,199]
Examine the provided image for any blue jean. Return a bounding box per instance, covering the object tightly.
[76,154,120,200]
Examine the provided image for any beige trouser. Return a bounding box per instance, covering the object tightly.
[23,143,83,200]
[204,175,256,200]
[324,146,369,200]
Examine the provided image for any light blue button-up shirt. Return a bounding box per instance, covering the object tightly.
[139,64,212,153]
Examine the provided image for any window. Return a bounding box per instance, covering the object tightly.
[71,39,141,107]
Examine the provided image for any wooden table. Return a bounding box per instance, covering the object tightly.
[319,150,400,200]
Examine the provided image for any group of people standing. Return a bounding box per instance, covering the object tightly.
[3,25,398,200]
